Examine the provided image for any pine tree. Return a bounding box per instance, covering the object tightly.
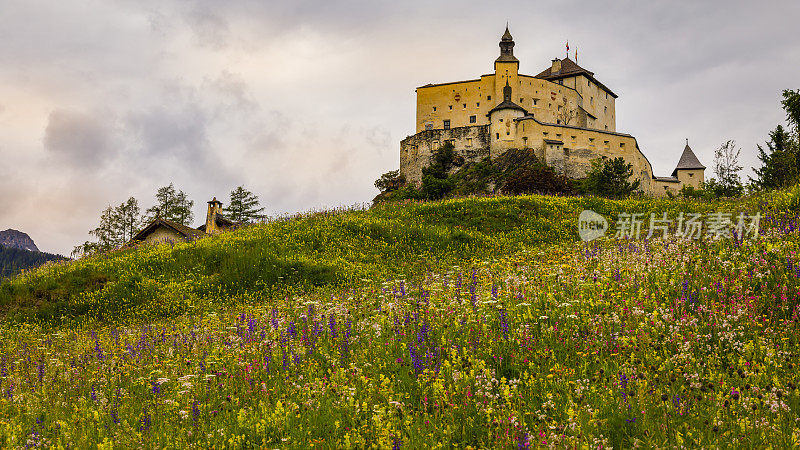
[72,198,141,257]
[580,157,640,199]
[224,186,266,223]
[115,197,142,242]
[144,183,194,225]
[750,125,797,190]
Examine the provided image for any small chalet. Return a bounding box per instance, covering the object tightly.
[129,197,235,245]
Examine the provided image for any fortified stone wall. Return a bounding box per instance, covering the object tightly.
[400,125,490,186]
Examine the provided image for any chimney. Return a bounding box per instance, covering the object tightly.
[205,197,223,235]
[551,58,562,74]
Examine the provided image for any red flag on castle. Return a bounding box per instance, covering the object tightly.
[566,40,569,58]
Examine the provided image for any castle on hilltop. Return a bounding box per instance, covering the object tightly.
[399,27,705,196]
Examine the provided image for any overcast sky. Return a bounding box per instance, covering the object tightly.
[1,0,798,255]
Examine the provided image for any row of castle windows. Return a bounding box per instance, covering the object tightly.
[441,115,478,129]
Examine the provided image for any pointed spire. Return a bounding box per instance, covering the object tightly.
[502,24,513,42]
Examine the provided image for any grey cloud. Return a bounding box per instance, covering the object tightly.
[43,109,117,167]
[185,7,231,50]
[2,0,800,255]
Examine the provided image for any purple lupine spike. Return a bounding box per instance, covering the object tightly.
[517,433,530,450]
[329,316,337,338]
[499,308,509,340]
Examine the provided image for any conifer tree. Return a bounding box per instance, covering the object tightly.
[224,186,266,223]
[144,183,194,225]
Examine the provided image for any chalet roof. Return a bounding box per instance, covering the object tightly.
[671,143,706,176]
[130,218,205,243]
[197,215,236,232]
[535,57,617,98]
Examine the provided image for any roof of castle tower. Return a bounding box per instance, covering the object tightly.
[501,26,513,42]
[535,57,617,98]
[488,99,527,115]
[671,143,706,176]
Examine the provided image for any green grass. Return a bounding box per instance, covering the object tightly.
[3,189,800,447]
[0,193,745,327]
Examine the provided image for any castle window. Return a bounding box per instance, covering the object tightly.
[433,140,439,147]
[520,98,524,102]
[463,103,467,109]
[543,132,548,136]
[507,131,510,135]
[487,95,491,100]
[590,97,594,106]
[496,133,500,139]
[688,173,694,177]
[466,138,473,147]
[604,141,610,150]
[522,137,528,146]
[557,120,561,124]
[433,107,437,112]
[499,118,503,122]
[605,125,608,130]
[558,80,563,85]
[449,105,453,110]
[604,106,607,114]
[533,99,538,106]
[556,133,562,138]
[620,143,625,148]
[443,120,450,129]
[476,102,480,107]
[469,115,476,123]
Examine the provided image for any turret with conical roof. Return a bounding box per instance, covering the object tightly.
[671,140,706,188]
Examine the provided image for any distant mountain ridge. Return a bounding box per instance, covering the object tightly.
[0,229,39,252]
[0,229,66,278]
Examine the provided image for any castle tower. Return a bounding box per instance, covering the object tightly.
[494,26,519,106]
[671,140,706,188]
[488,80,527,157]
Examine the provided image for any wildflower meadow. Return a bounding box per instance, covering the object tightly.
[2,189,800,448]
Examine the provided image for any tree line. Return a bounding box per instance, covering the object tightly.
[0,246,66,279]
[73,184,266,258]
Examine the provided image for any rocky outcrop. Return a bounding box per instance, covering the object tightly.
[0,229,40,252]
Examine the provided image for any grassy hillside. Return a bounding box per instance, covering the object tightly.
[2,189,800,447]
[0,194,746,326]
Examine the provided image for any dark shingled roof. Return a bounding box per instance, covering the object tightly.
[130,218,206,243]
[654,176,680,183]
[671,143,706,176]
[488,99,527,115]
[488,80,528,115]
[197,215,236,232]
[535,57,617,98]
